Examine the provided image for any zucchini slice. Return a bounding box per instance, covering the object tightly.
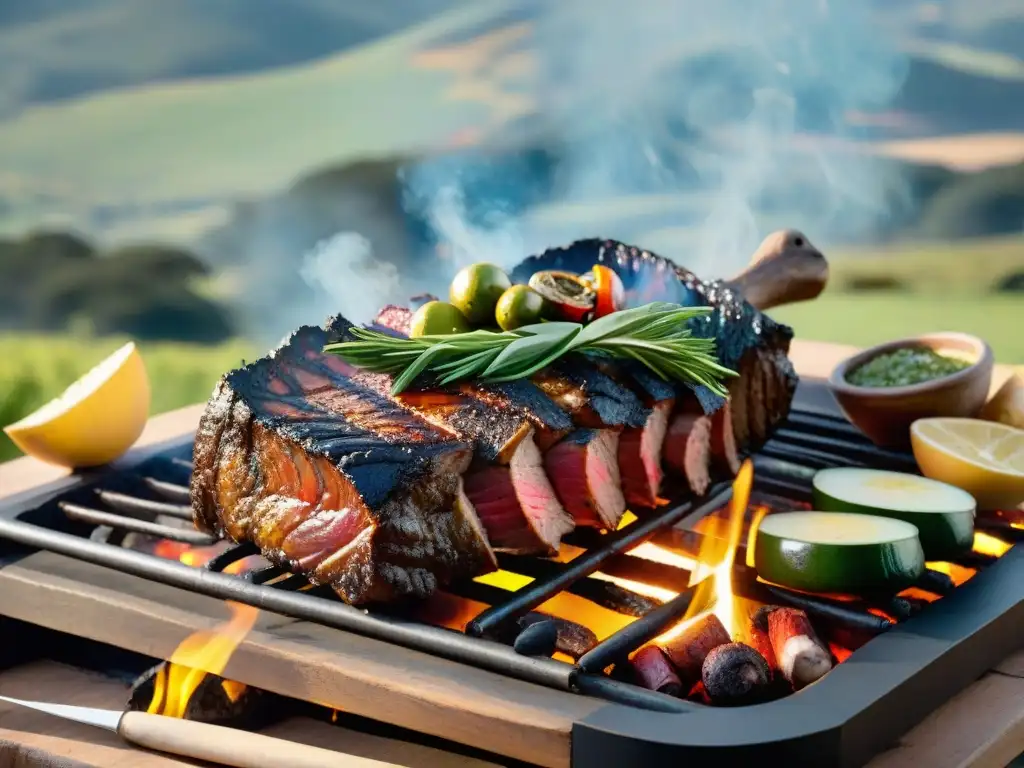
[754,511,925,594]
[812,467,976,560]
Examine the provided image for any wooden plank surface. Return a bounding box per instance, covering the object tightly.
[0,661,502,768]
[0,338,1022,768]
[0,552,596,768]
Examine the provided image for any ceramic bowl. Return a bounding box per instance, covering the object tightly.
[828,333,994,449]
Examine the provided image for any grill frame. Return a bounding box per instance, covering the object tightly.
[0,384,1020,767]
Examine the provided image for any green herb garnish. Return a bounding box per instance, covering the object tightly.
[324,302,737,396]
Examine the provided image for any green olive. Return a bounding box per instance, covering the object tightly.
[449,263,512,325]
[495,285,550,331]
[408,301,471,337]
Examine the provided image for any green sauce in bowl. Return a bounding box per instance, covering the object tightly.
[846,347,971,388]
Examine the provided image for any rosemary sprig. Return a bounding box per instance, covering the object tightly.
[324,302,737,395]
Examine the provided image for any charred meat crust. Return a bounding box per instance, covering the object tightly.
[191,326,497,605]
[358,311,573,449]
[532,360,650,429]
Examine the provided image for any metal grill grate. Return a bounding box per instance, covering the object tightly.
[0,400,1019,720]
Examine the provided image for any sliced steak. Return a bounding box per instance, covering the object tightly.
[544,429,626,529]
[321,316,574,555]
[598,362,676,508]
[710,399,741,477]
[663,403,713,497]
[367,307,572,450]
[190,326,497,605]
[461,434,575,555]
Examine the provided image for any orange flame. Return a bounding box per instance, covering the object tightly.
[147,602,259,718]
[655,460,754,646]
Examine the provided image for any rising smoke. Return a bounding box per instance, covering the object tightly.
[402,0,909,278]
[296,0,908,338]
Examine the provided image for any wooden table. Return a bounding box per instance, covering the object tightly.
[0,339,1022,768]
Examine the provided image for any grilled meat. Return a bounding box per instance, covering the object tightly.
[544,429,626,528]
[326,315,574,554]
[191,326,497,605]
[510,238,799,450]
[663,405,714,497]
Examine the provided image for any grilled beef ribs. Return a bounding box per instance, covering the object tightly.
[191,326,497,605]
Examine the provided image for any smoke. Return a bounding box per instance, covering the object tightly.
[402,0,910,279]
[299,232,401,325]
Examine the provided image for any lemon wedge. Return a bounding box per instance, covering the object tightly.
[3,342,150,468]
[980,370,1024,430]
[910,417,1024,510]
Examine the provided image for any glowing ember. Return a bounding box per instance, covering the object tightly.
[973,531,1013,558]
[926,560,977,587]
[147,601,259,718]
[655,460,754,646]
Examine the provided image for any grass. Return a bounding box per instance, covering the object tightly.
[771,294,1024,363]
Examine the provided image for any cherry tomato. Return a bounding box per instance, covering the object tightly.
[592,264,625,318]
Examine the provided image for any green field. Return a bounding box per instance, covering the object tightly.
[2,236,1022,463]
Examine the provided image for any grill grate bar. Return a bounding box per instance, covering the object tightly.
[466,484,733,638]
[59,502,217,545]
[496,555,665,617]
[0,516,575,692]
[141,477,192,504]
[203,541,259,572]
[772,428,919,472]
[576,589,695,672]
[95,490,194,520]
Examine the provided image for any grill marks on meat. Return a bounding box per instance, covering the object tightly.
[325,315,575,554]
[191,327,497,605]
[545,429,626,529]
[365,309,572,451]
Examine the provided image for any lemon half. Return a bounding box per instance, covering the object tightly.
[910,417,1024,510]
[4,342,150,468]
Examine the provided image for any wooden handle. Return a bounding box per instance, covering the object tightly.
[721,229,829,311]
[118,711,402,768]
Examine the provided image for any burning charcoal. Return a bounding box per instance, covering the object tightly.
[916,568,956,596]
[767,608,833,690]
[702,643,771,706]
[513,620,559,657]
[748,606,780,677]
[128,661,278,729]
[659,613,731,688]
[630,646,683,697]
[518,613,598,659]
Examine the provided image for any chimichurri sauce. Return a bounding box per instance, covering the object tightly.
[846,347,971,388]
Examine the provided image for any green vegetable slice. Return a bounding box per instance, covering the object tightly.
[812,467,976,560]
[754,511,925,594]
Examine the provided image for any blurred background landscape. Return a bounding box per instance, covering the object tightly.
[2,0,1023,461]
